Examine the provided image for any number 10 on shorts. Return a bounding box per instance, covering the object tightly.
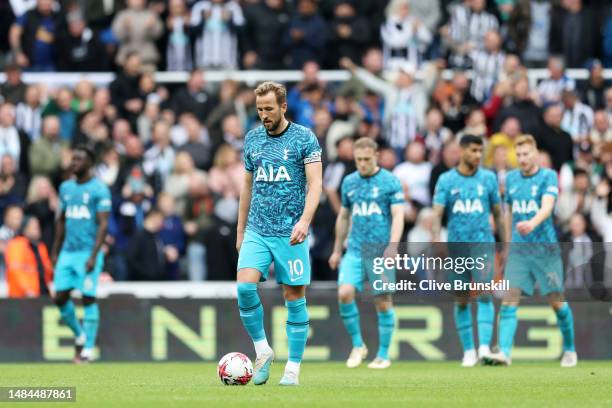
[288,259,304,282]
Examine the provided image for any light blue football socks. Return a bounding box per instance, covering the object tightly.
[376,309,395,360]
[477,296,494,348]
[555,303,576,352]
[59,300,83,338]
[339,301,364,348]
[498,304,518,357]
[83,303,99,349]
[286,297,309,363]
[454,303,475,352]
[237,283,266,342]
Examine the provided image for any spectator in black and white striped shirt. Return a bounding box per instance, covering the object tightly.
[561,89,594,143]
[470,30,505,103]
[445,0,499,69]
[15,85,42,142]
[536,56,576,107]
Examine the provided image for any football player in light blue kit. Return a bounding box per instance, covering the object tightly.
[488,135,577,367]
[328,137,405,369]
[236,81,322,386]
[51,145,111,363]
[432,135,506,367]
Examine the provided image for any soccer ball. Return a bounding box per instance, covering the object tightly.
[217,352,253,385]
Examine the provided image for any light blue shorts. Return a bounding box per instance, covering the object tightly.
[54,251,104,297]
[338,250,395,295]
[237,229,311,286]
[505,244,564,296]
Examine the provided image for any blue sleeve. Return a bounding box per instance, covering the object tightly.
[302,130,322,164]
[543,170,559,199]
[340,178,350,208]
[432,175,448,207]
[389,176,405,205]
[489,173,501,206]
[16,14,26,27]
[96,185,112,213]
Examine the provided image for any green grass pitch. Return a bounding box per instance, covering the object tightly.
[1,361,611,407]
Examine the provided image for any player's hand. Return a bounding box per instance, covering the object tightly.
[383,243,399,260]
[516,220,535,236]
[85,255,96,274]
[290,220,309,246]
[328,251,342,270]
[236,230,245,252]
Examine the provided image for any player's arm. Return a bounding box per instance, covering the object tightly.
[86,211,109,273]
[492,203,507,243]
[290,161,322,245]
[329,206,350,270]
[51,212,66,266]
[517,195,555,236]
[236,170,253,251]
[431,204,445,242]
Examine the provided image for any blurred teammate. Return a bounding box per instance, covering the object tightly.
[329,137,404,369]
[51,145,111,363]
[432,135,505,367]
[488,135,577,367]
[236,81,322,386]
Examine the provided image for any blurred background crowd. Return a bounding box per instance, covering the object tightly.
[1,0,612,294]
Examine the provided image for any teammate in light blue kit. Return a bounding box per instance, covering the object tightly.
[51,145,111,363]
[432,135,506,367]
[236,82,322,386]
[329,138,405,369]
[488,135,577,367]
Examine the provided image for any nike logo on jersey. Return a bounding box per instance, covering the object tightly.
[451,188,460,195]
[347,190,355,197]
[252,151,264,158]
[509,188,518,195]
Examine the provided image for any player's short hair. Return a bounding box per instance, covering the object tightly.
[74,144,96,162]
[254,81,287,105]
[459,134,483,147]
[514,134,538,149]
[353,137,378,152]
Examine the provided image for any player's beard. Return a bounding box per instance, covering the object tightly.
[265,117,281,132]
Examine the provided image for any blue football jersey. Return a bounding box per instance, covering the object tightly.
[59,177,112,252]
[341,169,405,253]
[433,167,500,243]
[244,122,322,236]
[505,168,559,243]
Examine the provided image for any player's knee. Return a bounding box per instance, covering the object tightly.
[547,292,565,311]
[236,282,257,301]
[54,291,70,307]
[374,296,392,312]
[237,268,261,283]
[337,285,355,304]
[283,285,305,301]
[82,296,97,306]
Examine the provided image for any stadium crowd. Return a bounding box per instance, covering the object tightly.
[1,0,612,294]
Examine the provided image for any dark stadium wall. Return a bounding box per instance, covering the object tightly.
[0,292,610,362]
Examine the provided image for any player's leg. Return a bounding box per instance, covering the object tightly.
[280,284,308,386]
[53,252,85,362]
[236,230,274,385]
[537,251,577,367]
[547,292,577,367]
[454,294,477,367]
[489,288,521,365]
[476,295,494,359]
[368,294,394,369]
[53,289,85,362]
[337,252,367,367]
[76,252,104,362]
[80,296,99,362]
[474,244,496,360]
[273,237,311,386]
